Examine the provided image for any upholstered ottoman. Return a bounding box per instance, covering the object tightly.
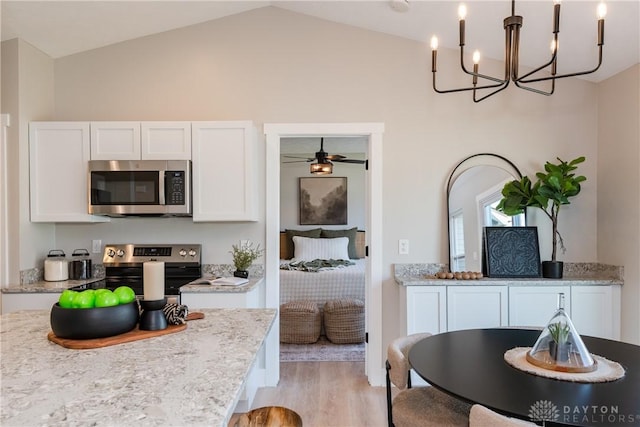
[323,298,365,344]
[280,300,322,344]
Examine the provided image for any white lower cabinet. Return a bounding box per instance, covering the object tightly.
[180,286,259,309]
[571,285,621,340]
[508,286,571,328]
[399,286,446,336]
[447,286,508,331]
[1,293,60,314]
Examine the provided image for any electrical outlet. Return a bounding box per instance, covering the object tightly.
[92,239,102,254]
[398,239,409,255]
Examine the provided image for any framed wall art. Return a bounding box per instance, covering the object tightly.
[483,226,541,278]
[299,177,347,225]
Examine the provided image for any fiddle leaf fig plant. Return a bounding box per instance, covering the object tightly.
[496,156,586,261]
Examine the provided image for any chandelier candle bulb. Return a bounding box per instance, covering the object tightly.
[597,3,606,46]
[458,4,466,46]
[143,261,165,301]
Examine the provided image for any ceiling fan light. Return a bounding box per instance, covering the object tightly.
[310,161,333,175]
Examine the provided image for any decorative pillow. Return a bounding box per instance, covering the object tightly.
[321,227,359,259]
[292,236,350,262]
[285,228,322,259]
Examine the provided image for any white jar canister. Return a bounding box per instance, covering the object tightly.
[44,250,69,281]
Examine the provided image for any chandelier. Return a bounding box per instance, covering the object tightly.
[430,0,606,102]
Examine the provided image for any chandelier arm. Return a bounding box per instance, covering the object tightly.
[513,79,555,96]
[517,47,603,84]
[473,81,511,102]
[432,73,508,94]
[515,51,558,82]
[459,46,507,84]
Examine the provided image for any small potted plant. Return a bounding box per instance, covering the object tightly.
[496,156,586,278]
[230,241,264,278]
[547,321,571,362]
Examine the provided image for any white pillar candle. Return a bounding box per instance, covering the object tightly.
[143,261,165,301]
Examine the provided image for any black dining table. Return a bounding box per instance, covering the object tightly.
[408,328,640,427]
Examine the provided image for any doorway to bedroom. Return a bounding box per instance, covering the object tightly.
[264,123,384,387]
[279,136,367,362]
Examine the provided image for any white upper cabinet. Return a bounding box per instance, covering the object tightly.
[141,122,191,160]
[90,122,141,160]
[29,122,109,223]
[90,122,191,160]
[191,121,257,222]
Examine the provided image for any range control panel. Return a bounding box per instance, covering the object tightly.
[103,244,201,265]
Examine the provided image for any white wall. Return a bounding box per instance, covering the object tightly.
[597,64,640,344]
[280,155,366,231]
[4,6,632,350]
[1,39,55,279]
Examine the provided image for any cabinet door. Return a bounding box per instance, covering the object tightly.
[401,286,446,336]
[29,122,109,223]
[141,122,191,160]
[509,286,570,328]
[191,121,257,222]
[90,122,141,160]
[1,293,61,314]
[571,285,620,340]
[447,286,508,331]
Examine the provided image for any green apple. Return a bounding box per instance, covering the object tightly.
[94,288,110,295]
[73,290,95,309]
[113,286,136,304]
[58,289,77,308]
[94,290,119,307]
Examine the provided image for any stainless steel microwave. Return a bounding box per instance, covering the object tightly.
[88,160,192,217]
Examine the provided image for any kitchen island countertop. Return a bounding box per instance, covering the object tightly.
[1,307,276,427]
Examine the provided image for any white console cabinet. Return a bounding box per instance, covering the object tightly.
[191,121,258,222]
[401,283,621,341]
[29,122,109,223]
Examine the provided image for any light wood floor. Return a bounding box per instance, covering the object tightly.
[230,361,389,427]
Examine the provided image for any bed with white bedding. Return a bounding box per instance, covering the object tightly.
[279,229,366,309]
[279,258,365,307]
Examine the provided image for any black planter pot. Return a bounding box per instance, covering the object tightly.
[549,341,572,362]
[233,270,249,278]
[542,261,564,279]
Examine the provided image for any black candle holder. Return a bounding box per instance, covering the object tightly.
[139,298,168,331]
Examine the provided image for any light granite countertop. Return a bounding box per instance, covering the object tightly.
[1,308,277,427]
[1,277,104,293]
[394,262,624,287]
[180,277,263,294]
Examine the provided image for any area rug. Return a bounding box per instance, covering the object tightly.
[280,336,365,362]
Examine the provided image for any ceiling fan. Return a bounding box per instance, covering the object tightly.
[283,138,365,175]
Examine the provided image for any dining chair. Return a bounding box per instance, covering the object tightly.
[385,333,470,427]
[469,404,537,426]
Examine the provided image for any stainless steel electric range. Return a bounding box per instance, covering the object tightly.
[102,243,201,301]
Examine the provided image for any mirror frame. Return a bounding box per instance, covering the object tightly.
[446,153,524,272]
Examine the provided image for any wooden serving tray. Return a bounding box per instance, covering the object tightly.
[48,312,204,350]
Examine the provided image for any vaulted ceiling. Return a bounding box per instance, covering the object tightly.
[2,1,638,83]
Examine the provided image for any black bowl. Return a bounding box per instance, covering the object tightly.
[50,301,140,339]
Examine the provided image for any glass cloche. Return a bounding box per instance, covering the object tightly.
[526,293,597,373]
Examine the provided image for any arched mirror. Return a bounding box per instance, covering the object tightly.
[447,153,525,272]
